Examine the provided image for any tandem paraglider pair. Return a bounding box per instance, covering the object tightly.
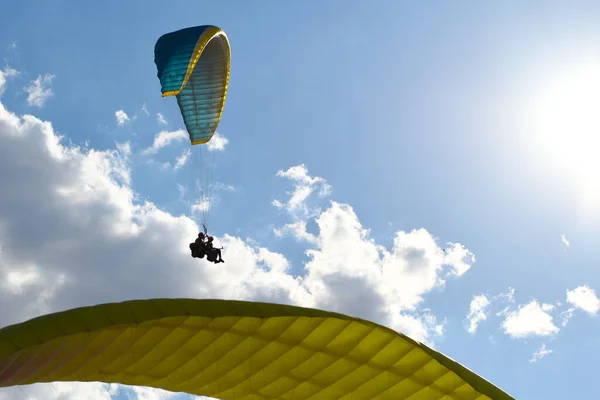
[153,25,231,264]
[189,232,224,263]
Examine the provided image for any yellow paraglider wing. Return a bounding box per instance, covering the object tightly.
[0,299,514,399]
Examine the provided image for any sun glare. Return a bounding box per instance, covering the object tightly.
[530,57,600,215]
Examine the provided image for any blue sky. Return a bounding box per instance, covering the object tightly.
[1,1,600,399]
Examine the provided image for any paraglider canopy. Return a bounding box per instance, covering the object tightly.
[0,298,514,400]
[154,25,231,233]
[154,25,231,145]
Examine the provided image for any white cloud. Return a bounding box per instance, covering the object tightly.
[0,383,190,400]
[273,220,318,244]
[443,243,475,277]
[0,94,477,397]
[541,302,555,312]
[465,287,564,338]
[289,185,312,212]
[0,66,19,96]
[141,102,149,116]
[298,202,473,340]
[566,284,600,316]
[529,343,553,363]
[494,287,516,317]
[466,294,490,334]
[130,386,184,400]
[142,129,187,154]
[157,112,167,125]
[115,110,130,126]
[319,182,333,197]
[176,183,187,199]
[497,287,516,304]
[392,312,445,344]
[277,164,325,185]
[560,233,570,247]
[213,182,235,192]
[0,382,118,400]
[192,197,211,213]
[273,164,330,218]
[502,300,559,338]
[24,73,55,107]
[174,148,190,170]
[272,199,284,209]
[560,307,575,327]
[271,164,333,244]
[207,131,228,151]
[1,264,40,295]
[467,286,590,339]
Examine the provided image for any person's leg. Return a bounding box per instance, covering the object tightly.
[206,250,216,262]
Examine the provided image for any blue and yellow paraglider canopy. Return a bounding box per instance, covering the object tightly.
[154,25,231,145]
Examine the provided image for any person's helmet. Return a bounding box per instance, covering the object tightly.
[198,232,205,237]
[208,236,214,241]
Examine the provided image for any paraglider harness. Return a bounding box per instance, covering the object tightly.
[189,224,224,263]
